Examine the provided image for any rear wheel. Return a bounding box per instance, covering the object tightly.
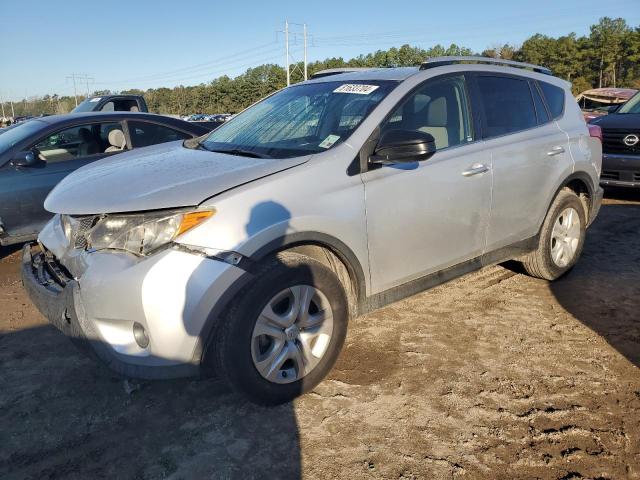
[521,188,587,280]
[211,252,349,405]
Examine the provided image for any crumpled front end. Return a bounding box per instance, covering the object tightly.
[22,215,247,379]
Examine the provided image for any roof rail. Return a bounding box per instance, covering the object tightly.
[420,56,552,75]
[310,67,374,79]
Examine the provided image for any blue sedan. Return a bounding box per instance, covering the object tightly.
[0,112,209,246]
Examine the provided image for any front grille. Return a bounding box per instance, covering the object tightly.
[601,170,620,180]
[31,245,72,291]
[635,172,640,182]
[602,129,640,155]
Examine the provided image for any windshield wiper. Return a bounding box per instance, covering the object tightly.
[206,148,271,159]
[183,135,207,150]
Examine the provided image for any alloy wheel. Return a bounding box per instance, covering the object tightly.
[550,207,581,268]
[251,285,334,384]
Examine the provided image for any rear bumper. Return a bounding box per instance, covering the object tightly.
[600,153,640,188]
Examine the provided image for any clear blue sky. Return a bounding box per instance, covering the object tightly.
[1,0,639,100]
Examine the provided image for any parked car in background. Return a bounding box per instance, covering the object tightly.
[71,94,148,113]
[590,90,640,188]
[576,87,638,121]
[23,57,602,405]
[0,112,208,246]
[184,113,229,130]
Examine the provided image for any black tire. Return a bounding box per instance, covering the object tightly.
[521,188,587,281]
[211,251,349,405]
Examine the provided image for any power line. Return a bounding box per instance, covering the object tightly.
[120,51,285,87]
[94,41,280,86]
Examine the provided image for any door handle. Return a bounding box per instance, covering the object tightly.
[547,146,565,156]
[462,163,490,177]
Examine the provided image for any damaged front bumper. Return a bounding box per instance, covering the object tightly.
[21,241,246,379]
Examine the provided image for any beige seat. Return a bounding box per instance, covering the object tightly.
[418,97,449,150]
[105,129,126,152]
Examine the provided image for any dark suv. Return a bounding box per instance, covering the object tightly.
[590,91,640,188]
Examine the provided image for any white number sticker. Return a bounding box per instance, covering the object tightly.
[333,84,379,95]
[319,134,341,149]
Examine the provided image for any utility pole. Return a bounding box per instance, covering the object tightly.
[303,23,308,81]
[66,74,94,105]
[280,21,309,85]
[10,100,15,118]
[285,20,290,86]
[67,73,79,107]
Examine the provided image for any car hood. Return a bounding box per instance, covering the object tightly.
[589,113,640,129]
[45,141,310,215]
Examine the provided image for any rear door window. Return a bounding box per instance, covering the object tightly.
[476,75,537,138]
[128,121,190,148]
[539,81,565,119]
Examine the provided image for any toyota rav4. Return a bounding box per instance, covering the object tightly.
[22,57,603,404]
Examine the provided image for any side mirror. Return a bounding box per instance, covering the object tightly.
[369,129,436,165]
[11,150,38,167]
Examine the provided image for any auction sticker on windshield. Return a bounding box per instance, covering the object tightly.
[319,134,341,149]
[333,84,379,95]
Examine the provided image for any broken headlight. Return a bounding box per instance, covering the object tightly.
[86,209,214,256]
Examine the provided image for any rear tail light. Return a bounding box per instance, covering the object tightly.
[588,124,602,143]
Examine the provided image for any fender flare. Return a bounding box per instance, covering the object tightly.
[539,171,598,231]
[249,231,367,302]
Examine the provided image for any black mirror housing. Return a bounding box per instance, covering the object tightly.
[370,129,436,165]
[11,150,37,167]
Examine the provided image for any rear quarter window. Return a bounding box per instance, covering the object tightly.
[539,81,565,119]
[531,82,551,124]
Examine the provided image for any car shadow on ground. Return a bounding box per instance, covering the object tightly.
[2,202,306,479]
[548,189,640,368]
[0,324,301,479]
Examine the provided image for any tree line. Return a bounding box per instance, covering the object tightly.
[8,17,640,118]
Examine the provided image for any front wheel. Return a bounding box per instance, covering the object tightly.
[521,188,587,281]
[210,252,349,405]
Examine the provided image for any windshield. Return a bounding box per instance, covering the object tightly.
[71,98,101,113]
[617,92,640,114]
[0,120,46,157]
[201,80,397,159]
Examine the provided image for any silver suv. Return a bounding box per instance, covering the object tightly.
[23,57,603,404]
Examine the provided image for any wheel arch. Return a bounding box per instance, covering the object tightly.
[250,232,367,316]
[197,232,367,370]
[545,172,596,227]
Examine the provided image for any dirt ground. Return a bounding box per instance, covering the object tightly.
[1,190,639,480]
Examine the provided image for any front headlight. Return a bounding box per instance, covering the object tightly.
[86,209,214,256]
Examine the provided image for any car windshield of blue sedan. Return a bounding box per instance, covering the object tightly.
[201,80,398,159]
[0,120,46,157]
